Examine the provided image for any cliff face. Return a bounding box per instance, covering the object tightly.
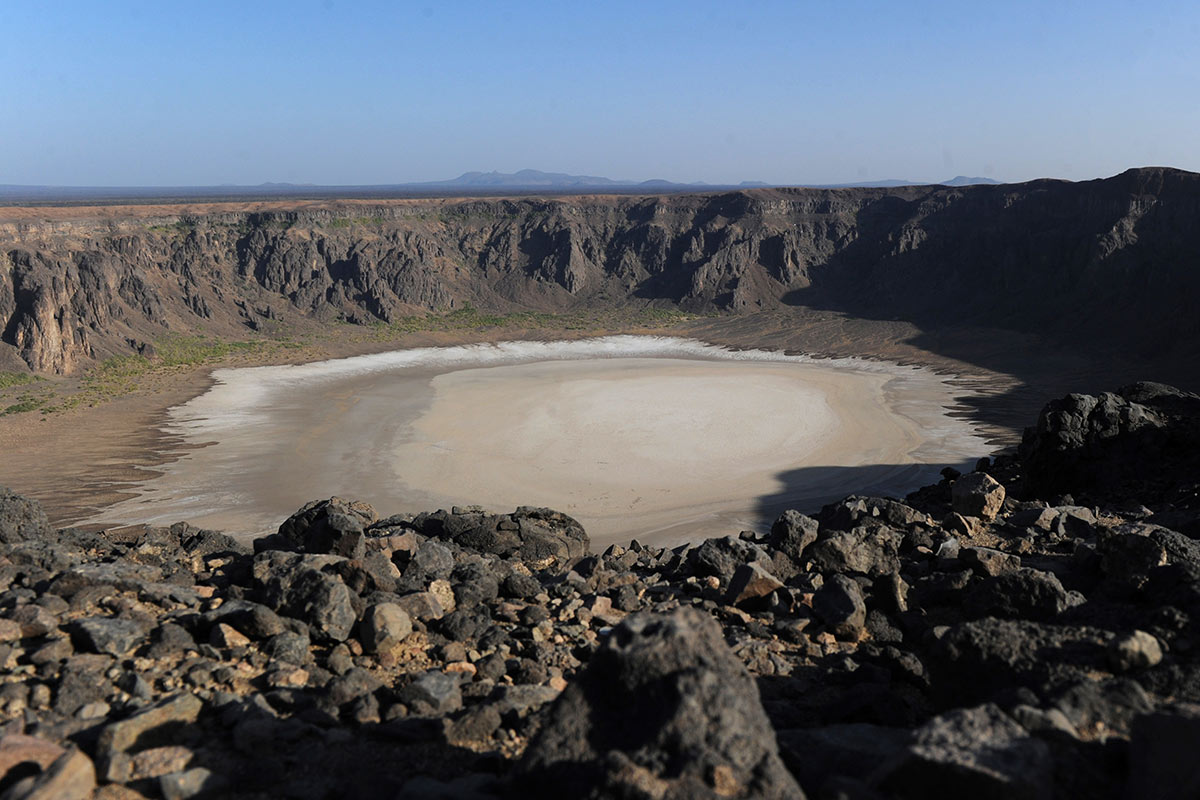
[2,167,1198,373]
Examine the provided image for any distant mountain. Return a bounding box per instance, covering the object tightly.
[806,176,1004,189]
[426,169,624,188]
[0,173,1007,204]
[939,176,1003,186]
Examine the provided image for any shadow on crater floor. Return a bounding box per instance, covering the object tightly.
[754,460,979,522]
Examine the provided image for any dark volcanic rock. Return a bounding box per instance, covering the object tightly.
[264,497,376,556]
[1128,703,1200,800]
[819,496,929,531]
[689,535,773,583]
[252,555,356,644]
[70,617,148,657]
[963,568,1077,620]
[4,377,1200,798]
[777,723,911,796]
[518,607,803,799]
[874,703,1052,800]
[415,507,590,568]
[808,523,902,577]
[0,487,52,544]
[401,671,463,716]
[359,603,412,655]
[1020,382,1200,499]
[813,574,867,639]
[725,563,785,609]
[932,618,1114,704]
[767,510,819,562]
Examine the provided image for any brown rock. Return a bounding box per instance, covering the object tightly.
[359,603,412,655]
[428,579,457,614]
[267,666,310,688]
[394,591,446,622]
[0,735,64,777]
[961,547,1022,577]
[7,748,96,800]
[952,472,1006,520]
[131,746,194,780]
[0,619,22,643]
[209,623,250,649]
[96,693,203,777]
[724,563,784,609]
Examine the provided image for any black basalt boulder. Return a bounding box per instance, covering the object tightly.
[258,497,376,556]
[517,607,804,799]
[0,486,52,544]
[1019,382,1200,500]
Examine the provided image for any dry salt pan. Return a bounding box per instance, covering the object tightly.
[86,336,991,547]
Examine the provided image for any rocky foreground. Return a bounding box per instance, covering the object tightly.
[0,381,1198,799]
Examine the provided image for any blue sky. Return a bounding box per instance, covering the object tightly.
[2,0,1197,186]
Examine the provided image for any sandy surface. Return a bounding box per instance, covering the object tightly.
[83,337,991,549]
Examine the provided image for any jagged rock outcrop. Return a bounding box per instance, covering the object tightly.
[1019,381,1200,502]
[3,166,1200,373]
[517,608,803,799]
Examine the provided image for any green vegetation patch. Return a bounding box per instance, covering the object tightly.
[154,335,261,367]
[147,220,196,235]
[13,308,701,416]
[0,372,41,390]
[53,335,274,411]
[1,395,45,416]
[356,304,700,341]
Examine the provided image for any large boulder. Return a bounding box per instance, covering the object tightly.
[951,473,1006,521]
[1019,383,1200,500]
[517,607,803,799]
[812,574,867,639]
[259,497,376,556]
[963,568,1077,620]
[808,523,902,577]
[874,704,1052,800]
[931,618,1115,705]
[251,552,356,643]
[767,510,819,562]
[689,535,773,583]
[819,496,929,531]
[0,487,52,545]
[412,506,590,568]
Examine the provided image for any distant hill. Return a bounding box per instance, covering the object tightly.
[806,176,1004,189]
[424,169,625,188]
[420,170,722,190]
[940,176,1003,186]
[416,171,1002,189]
[0,173,1004,203]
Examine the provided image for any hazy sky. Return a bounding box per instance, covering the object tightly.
[2,0,1197,186]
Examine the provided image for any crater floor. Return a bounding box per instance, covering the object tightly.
[87,337,990,547]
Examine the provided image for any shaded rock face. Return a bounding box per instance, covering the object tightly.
[518,607,803,799]
[1020,382,1200,501]
[6,166,1200,373]
[875,704,1052,800]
